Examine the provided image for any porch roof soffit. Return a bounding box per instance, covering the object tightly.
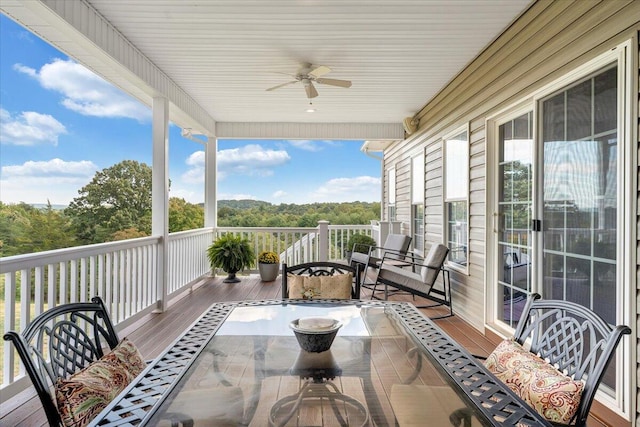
[1,0,217,137]
[1,0,532,142]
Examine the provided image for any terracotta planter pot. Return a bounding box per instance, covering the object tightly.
[258,262,279,282]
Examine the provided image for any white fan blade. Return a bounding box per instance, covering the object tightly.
[316,78,352,88]
[305,82,319,99]
[266,81,298,91]
[308,65,331,79]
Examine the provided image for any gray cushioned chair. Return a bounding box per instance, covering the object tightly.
[374,243,452,318]
[349,233,412,288]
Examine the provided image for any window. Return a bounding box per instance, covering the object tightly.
[412,155,424,253]
[444,128,469,268]
[387,167,396,221]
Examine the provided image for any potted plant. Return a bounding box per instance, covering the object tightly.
[258,250,280,282]
[207,234,255,283]
[345,233,377,260]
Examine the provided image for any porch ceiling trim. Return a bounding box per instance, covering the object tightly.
[215,122,404,140]
[0,0,216,136]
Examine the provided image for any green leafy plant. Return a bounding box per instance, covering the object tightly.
[258,251,279,264]
[346,233,377,254]
[207,234,255,282]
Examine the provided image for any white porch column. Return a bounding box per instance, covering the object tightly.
[204,137,217,228]
[152,97,170,312]
[318,220,329,261]
[378,221,390,246]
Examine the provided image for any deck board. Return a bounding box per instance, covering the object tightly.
[0,273,607,426]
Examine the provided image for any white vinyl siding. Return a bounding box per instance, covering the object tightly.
[382,3,637,422]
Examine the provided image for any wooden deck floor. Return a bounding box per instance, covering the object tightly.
[1,273,610,426]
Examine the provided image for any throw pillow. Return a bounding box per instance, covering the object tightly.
[287,274,322,299]
[484,339,584,424]
[104,337,146,377]
[320,273,353,299]
[55,338,145,427]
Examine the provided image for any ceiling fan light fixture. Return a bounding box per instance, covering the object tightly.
[266,63,351,101]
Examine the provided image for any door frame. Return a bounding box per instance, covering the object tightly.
[485,40,635,419]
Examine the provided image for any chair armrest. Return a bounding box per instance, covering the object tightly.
[379,251,423,269]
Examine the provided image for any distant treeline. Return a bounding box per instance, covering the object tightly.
[0,199,379,257]
[217,199,380,228]
[0,161,379,257]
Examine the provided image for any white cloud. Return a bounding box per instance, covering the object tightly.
[0,158,98,205]
[272,190,287,198]
[288,140,340,152]
[0,108,67,146]
[312,176,381,202]
[14,59,150,121]
[181,145,290,183]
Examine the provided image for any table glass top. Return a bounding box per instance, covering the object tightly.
[146,302,485,427]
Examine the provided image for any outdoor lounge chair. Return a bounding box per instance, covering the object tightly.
[373,243,452,318]
[349,233,412,288]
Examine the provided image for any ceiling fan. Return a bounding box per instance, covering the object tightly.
[266,63,352,99]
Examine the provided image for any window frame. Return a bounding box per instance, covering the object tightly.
[387,167,396,221]
[443,125,470,273]
[411,153,425,255]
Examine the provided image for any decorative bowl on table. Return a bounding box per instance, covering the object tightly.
[290,317,342,353]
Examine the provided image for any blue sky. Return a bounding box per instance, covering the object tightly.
[0,15,381,206]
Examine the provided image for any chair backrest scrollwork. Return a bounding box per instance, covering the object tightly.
[3,297,120,426]
[513,293,631,426]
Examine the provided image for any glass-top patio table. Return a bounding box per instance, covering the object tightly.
[90,299,552,427]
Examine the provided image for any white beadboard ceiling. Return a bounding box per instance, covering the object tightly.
[2,0,531,139]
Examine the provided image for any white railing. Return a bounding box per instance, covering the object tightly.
[215,227,319,267]
[215,224,373,267]
[167,228,214,296]
[0,222,378,398]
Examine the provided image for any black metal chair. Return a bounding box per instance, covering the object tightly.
[3,297,120,427]
[506,293,631,426]
[4,298,201,427]
[282,261,361,299]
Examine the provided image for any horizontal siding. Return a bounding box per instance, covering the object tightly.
[384,0,640,356]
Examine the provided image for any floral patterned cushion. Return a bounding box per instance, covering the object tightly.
[105,337,146,376]
[287,274,322,299]
[484,339,584,424]
[55,339,144,427]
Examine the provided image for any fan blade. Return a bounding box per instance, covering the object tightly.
[305,81,319,99]
[266,81,298,91]
[316,78,352,88]
[308,65,331,79]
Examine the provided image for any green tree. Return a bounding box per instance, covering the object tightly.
[0,201,75,256]
[169,198,204,232]
[66,160,153,244]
